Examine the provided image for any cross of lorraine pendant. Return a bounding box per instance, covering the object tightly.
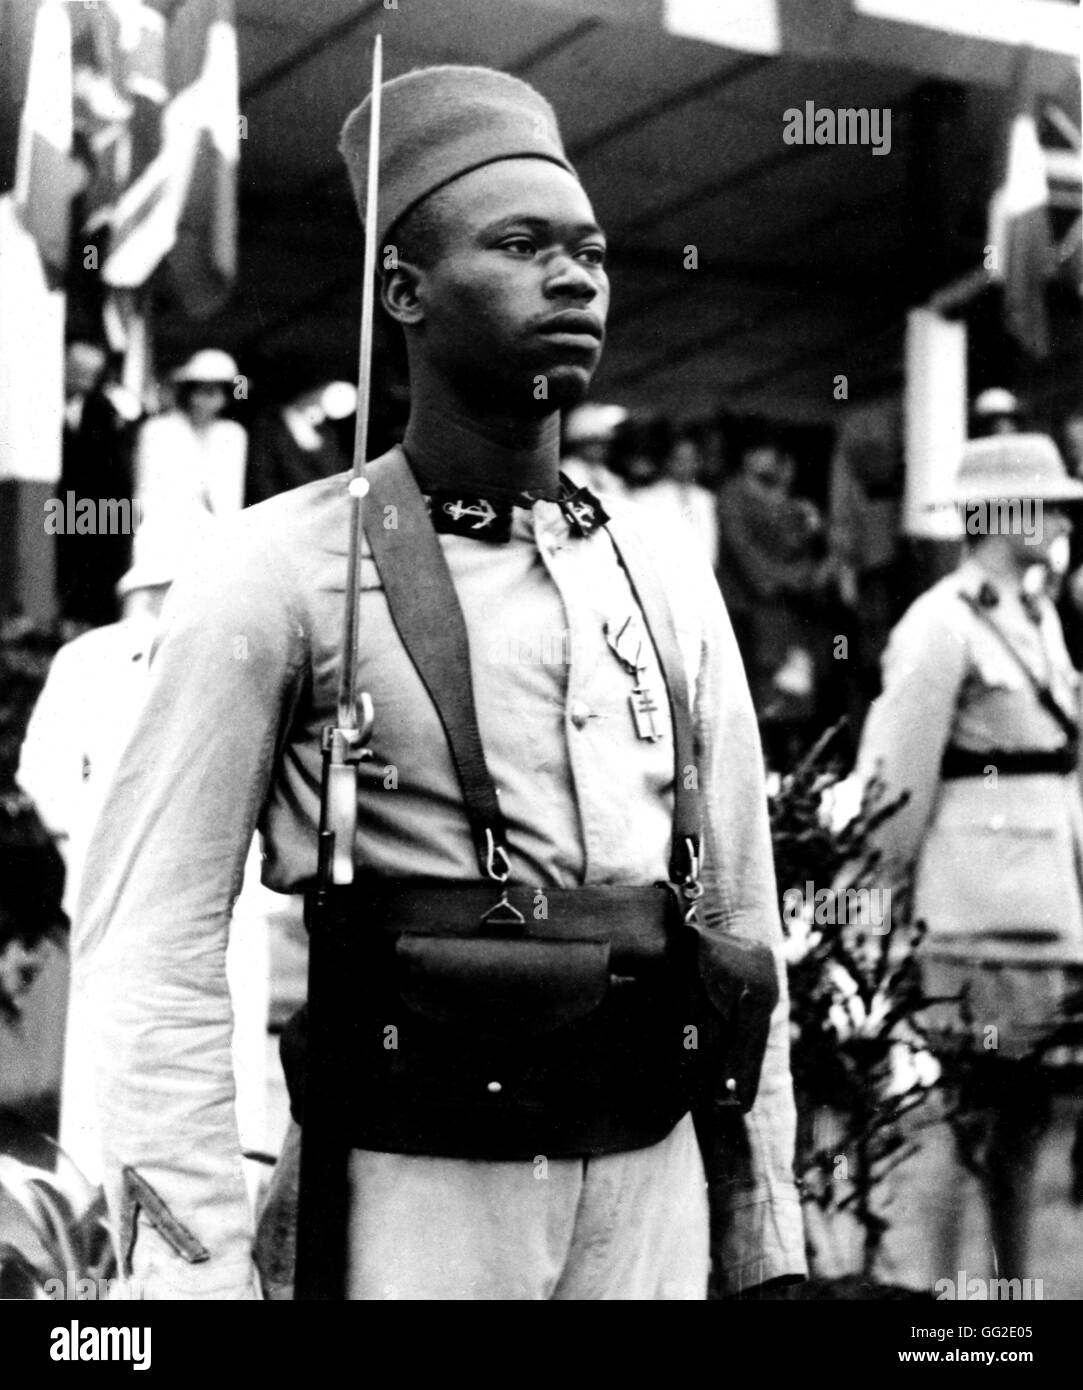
[630,681,663,741]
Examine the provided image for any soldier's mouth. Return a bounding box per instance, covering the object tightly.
[535,311,604,344]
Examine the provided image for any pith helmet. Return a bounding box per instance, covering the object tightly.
[953,433,1083,504]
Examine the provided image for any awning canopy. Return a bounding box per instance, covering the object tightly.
[155,0,1081,423]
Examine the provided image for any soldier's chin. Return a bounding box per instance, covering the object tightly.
[541,363,596,409]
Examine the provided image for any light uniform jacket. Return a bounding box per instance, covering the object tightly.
[75,453,805,1299]
[856,557,1083,1046]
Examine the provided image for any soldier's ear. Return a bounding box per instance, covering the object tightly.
[381,264,425,328]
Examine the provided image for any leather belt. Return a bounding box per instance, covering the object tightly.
[940,744,1078,779]
[315,878,674,969]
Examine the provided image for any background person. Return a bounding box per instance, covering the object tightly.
[559,401,626,495]
[716,440,834,767]
[17,537,273,1201]
[970,387,1024,439]
[134,350,247,555]
[604,415,719,564]
[854,433,1083,1288]
[827,402,907,740]
[56,341,142,630]
[245,378,355,505]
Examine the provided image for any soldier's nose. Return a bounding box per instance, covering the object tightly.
[545,256,599,301]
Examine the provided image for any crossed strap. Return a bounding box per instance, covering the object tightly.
[958,590,1080,742]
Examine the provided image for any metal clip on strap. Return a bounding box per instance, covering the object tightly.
[483,827,511,883]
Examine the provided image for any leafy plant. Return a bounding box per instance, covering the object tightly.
[0,1147,118,1300]
[769,723,946,1280]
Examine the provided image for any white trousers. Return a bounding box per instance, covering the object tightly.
[345,1113,709,1300]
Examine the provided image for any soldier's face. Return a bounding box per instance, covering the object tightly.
[407,159,609,411]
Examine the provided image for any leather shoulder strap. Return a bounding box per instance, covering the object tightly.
[362,449,509,878]
[602,516,703,883]
[958,591,1080,741]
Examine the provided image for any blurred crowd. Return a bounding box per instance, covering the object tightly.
[54,337,1083,780]
[55,340,358,629]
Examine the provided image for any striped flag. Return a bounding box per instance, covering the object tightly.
[74,0,167,248]
[1041,101,1082,297]
[986,60,1055,359]
[99,0,238,317]
[13,0,74,283]
[164,0,239,317]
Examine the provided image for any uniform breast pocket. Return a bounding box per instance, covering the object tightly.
[957,642,1038,744]
[966,641,1027,696]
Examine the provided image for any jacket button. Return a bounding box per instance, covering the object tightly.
[725,1077,738,1094]
[569,700,591,729]
[487,1081,502,1094]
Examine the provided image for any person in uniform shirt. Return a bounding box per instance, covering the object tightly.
[74,66,804,1301]
[559,401,626,497]
[855,433,1083,1287]
[616,422,719,570]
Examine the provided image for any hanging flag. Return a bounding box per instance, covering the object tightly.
[166,0,238,317]
[13,0,74,284]
[1041,101,1082,297]
[986,55,1056,359]
[102,0,238,318]
[74,0,167,248]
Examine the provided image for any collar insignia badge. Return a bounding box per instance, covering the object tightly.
[443,497,497,529]
[429,492,513,542]
[559,485,609,537]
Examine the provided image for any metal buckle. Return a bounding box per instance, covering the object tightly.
[681,836,704,924]
[484,828,511,883]
[480,892,526,932]
[480,829,522,931]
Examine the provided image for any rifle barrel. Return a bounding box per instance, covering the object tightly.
[337,34,383,731]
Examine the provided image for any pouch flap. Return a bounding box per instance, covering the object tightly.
[696,931,780,1024]
[694,930,780,1113]
[395,934,611,1035]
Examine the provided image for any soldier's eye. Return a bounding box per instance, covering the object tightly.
[500,237,535,256]
[577,245,607,268]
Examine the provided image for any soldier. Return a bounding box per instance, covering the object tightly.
[75,65,804,1300]
[856,433,1083,1287]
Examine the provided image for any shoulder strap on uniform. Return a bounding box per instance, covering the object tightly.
[362,448,510,880]
[601,515,703,886]
[958,591,1080,741]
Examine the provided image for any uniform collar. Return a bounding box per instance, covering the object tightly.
[957,557,1041,616]
[427,475,609,543]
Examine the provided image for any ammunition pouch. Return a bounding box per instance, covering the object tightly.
[283,877,778,1160]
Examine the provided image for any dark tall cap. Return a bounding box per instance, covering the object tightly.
[339,65,577,250]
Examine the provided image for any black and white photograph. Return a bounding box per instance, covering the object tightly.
[0,0,1081,1346]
